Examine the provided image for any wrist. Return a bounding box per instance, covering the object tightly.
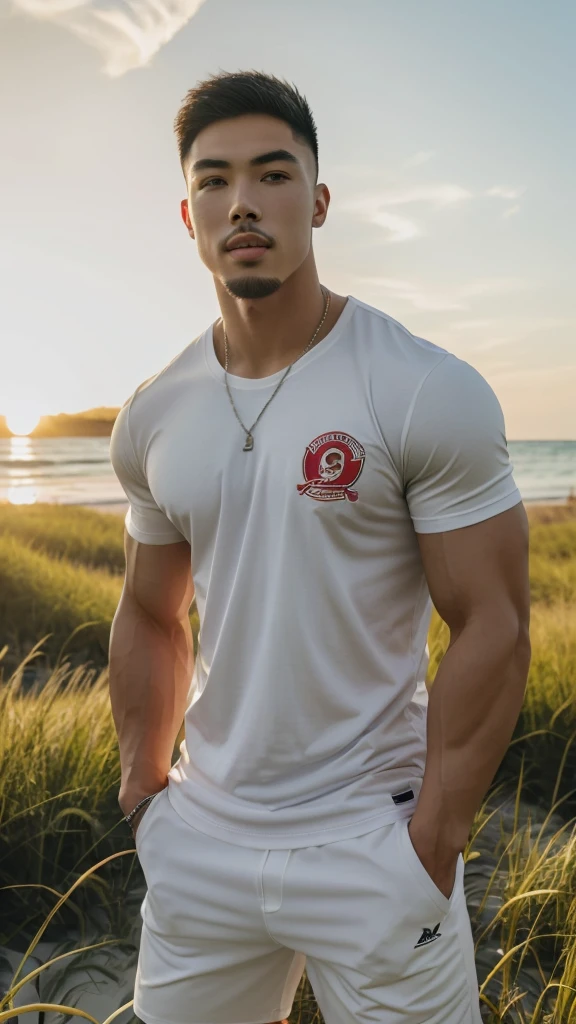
[125,795,155,834]
[408,813,466,860]
[119,781,167,819]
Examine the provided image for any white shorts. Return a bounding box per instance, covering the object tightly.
[134,786,483,1024]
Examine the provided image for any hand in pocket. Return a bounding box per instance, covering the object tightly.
[407,819,458,901]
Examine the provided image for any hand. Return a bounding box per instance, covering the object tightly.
[408,819,459,900]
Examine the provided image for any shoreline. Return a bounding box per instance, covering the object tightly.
[77,496,573,517]
[2,497,574,519]
[4,493,573,516]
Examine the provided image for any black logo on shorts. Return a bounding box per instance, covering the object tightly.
[414,923,441,948]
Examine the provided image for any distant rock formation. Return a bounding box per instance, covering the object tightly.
[0,409,121,438]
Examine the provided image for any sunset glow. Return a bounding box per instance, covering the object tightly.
[1,4,575,440]
[8,485,37,505]
[5,409,42,436]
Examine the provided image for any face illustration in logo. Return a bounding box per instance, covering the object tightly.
[318,448,345,482]
[297,432,365,502]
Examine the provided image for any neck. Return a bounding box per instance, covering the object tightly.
[212,260,348,379]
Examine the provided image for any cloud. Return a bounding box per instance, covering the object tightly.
[449,318,498,331]
[339,184,472,242]
[357,278,466,311]
[11,0,208,75]
[466,336,512,352]
[345,184,473,210]
[491,362,576,381]
[404,150,435,167]
[485,186,526,218]
[356,276,528,312]
[340,177,526,242]
[450,315,571,349]
[14,0,90,11]
[330,163,386,179]
[485,186,526,199]
[457,277,528,298]
[367,212,423,243]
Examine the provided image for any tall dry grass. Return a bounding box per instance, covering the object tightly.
[0,500,575,1023]
[0,503,199,670]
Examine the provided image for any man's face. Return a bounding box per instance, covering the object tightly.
[180,114,327,299]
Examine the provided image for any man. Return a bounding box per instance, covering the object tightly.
[109,69,531,1024]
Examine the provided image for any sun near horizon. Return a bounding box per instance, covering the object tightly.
[2,403,121,436]
[4,405,43,436]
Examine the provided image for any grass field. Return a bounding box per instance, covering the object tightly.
[0,500,576,1024]
[0,502,200,675]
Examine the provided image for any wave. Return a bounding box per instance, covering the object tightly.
[0,458,110,468]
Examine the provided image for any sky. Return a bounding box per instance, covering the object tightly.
[1,0,575,440]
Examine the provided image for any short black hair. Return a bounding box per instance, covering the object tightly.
[174,70,319,183]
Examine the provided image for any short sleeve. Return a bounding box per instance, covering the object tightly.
[402,355,523,533]
[109,396,186,545]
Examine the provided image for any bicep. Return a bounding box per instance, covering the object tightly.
[123,529,195,627]
[416,502,531,641]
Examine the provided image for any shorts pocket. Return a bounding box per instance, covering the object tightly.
[396,817,463,918]
[134,786,168,854]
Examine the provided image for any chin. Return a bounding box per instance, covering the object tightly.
[224,276,283,299]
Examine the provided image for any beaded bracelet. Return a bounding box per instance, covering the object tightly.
[125,793,156,833]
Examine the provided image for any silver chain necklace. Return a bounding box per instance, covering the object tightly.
[223,287,331,451]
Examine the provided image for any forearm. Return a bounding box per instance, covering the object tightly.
[109,592,195,809]
[412,618,531,855]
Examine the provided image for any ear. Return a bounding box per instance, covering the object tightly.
[180,199,194,237]
[311,183,330,230]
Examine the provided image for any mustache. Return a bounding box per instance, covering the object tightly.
[11,0,209,76]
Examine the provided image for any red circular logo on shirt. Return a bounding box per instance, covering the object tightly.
[297,431,365,502]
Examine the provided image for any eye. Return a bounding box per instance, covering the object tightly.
[263,172,288,182]
[200,177,226,188]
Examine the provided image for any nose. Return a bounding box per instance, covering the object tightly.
[229,192,261,224]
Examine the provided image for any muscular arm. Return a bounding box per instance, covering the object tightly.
[109,529,195,824]
[409,501,532,894]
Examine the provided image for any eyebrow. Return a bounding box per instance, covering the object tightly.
[191,149,300,174]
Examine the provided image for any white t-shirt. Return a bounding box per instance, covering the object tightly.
[109,294,522,849]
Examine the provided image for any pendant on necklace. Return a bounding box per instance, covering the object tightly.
[243,433,254,452]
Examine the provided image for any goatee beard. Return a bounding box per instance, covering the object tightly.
[224,276,282,299]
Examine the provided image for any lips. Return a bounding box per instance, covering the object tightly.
[225,233,271,252]
[227,246,269,261]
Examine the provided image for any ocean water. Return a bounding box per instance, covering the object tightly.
[0,437,575,508]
